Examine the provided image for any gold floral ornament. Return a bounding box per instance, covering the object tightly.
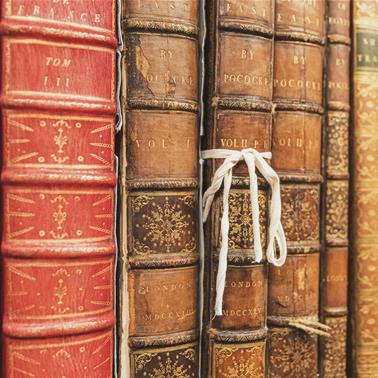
[201,148,287,316]
[215,345,264,378]
[143,197,189,253]
[51,119,71,163]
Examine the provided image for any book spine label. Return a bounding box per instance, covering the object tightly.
[267,1,325,376]
[320,1,351,376]
[1,1,117,377]
[203,0,273,376]
[120,1,200,376]
[351,1,378,376]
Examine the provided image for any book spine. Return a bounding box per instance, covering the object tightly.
[120,1,200,376]
[351,1,378,376]
[320,1,351,376]
[202,1,274,376]
[267,1,325,376]
[1,1,117,377]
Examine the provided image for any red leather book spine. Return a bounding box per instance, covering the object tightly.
[1,1,117,376]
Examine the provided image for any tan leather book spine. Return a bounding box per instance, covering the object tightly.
[267,1,325,376]
[118,1,200,376]
[320,1,351,376]
[202,1,274,377]
[351,1,378,376]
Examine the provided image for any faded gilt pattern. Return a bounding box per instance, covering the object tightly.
[216,189,267,251]
[281,185,319,242]
[352,8,378,372]
[131,194,196,256]
[355,243,378,344]
[355,186,378,238]
[214,344,264,378]
[326,180,349,243]
[269,328,317,378]
[133,346,197,378]
[355,0,378,18]
[323,317,347,377]
[326,113,349,176]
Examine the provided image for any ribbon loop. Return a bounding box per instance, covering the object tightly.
[202,148,287,316]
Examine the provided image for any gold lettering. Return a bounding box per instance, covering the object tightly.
[220,138,266,149]
[33,5,40,16]
[225,280,263,288]
[336,58,345,67]
[43,76,69,88]
[80,12,88,22]
[224,74,269,87]
[357,54,378,64]
[329,16,349,26]
[48,8,55,18]
[293,55,305,65]
[273,78,321,91]
[13,2,104,27]
[45,57,71,68]
[137,281,192,295]
[160,49,173,59]
[274,137,305,149]
[241,49,254,60]
[363,37,376,46]
[17,5,25,15]
[326,274,347,282]
[328,81,349,90]
[139,308,195,322]
[222,307,263,317]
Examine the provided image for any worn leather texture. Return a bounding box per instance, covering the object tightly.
[320,1,350,377]
[120,1,200,376]
[267,1,325,377]
[1,1,117,377]
[351,1,378,376]
[202,1,273,377]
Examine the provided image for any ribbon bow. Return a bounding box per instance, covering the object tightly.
[202,148,287,316]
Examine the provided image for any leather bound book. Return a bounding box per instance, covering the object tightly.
[320,1,351,376]
[351,1,378,376]
[119,1,200,376]
[1,1,117,377]
[202,1,273,376]
[267,1,325,376]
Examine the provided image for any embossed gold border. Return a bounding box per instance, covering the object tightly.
[6,188,114,244]
[9,329,112,350]
[8,330,113,378]
[5,112,115,169]
[212,340,265,377]
[130,342,197,373]
[4,39,116,101]
[7,259,113,320]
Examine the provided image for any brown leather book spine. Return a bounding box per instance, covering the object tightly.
[0,1,117,377]
[320,1,351,376]
[119,1,200,376]
[202,1,274,376]
[351,1,378,376]
[267,1,325,376]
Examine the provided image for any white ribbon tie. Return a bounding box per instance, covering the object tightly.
[202,148,287,316]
